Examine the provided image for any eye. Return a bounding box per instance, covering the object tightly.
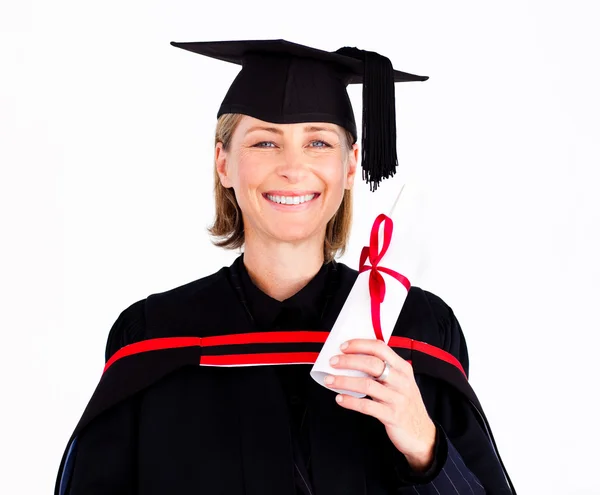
[252,141,277,148]
[309,140,331,148]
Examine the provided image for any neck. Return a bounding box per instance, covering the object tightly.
[242,231,326,302]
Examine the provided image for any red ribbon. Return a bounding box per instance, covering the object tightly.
[359,214,411,341]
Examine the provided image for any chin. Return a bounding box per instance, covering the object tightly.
[268,224,322,244]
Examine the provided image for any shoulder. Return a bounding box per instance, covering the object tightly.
[406,286,470,376]
[145,266,229,313]
[419,288,458,342]
[104,297,147,361]
[104,265,231,361]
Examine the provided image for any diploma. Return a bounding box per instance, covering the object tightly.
[311,184,423,397]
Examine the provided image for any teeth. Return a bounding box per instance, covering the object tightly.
[266,193,316,205]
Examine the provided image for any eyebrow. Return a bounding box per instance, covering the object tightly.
[245,125,339,136]
[245,126,284,135]
[303,125,338,134]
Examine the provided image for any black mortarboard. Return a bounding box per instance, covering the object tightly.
[170,39,428,191]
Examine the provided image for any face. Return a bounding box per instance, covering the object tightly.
[215,115,358,246]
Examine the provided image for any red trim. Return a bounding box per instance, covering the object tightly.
[200,352,320,366]
[102,332,465,378]
[389,336,466,377]
[104,337,202,373]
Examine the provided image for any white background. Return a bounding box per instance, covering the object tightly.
[1,1,599,493]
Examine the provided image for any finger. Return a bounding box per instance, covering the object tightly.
[330,353,386,379]
[341,339,413,376]
[324,373,397,404]
[330,354,410,392]
[334,394,395,424]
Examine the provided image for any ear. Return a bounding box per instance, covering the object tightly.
[215,142,233,188]
[345,143,359,189]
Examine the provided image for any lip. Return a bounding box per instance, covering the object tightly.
[262,191,321,211]
[264,190,320,196]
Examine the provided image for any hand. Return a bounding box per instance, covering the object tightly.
[325,338,436,471]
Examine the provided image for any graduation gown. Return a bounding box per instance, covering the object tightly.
[55,256,516,494]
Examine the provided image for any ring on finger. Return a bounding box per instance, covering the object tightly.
[375,360,391,383]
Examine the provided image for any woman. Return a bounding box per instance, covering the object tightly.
[56,40,515,494]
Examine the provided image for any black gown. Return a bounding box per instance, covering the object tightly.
[56,255,516,494]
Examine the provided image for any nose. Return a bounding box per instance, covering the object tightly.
[276,146,309,183]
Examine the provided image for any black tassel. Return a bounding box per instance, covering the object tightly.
[335,47,398,191]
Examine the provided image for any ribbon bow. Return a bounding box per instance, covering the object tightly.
[359,214,411,341]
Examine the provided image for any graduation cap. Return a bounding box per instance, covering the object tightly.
[170,39,428,191]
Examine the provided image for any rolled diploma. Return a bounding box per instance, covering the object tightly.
[310,183,422,397]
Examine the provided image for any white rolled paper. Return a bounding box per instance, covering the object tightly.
[310,183,425,397]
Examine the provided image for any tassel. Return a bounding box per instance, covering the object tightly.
[335,47,398,192]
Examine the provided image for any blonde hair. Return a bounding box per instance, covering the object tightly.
[208,113,355,263]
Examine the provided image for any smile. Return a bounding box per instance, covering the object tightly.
[264,193,318,205]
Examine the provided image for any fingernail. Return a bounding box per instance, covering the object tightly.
[324,375,334,385]
[340,341,349,350]
[330,356,339,365]
[336,395,343,403]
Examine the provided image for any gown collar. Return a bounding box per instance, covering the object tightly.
[232,254,332,331]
